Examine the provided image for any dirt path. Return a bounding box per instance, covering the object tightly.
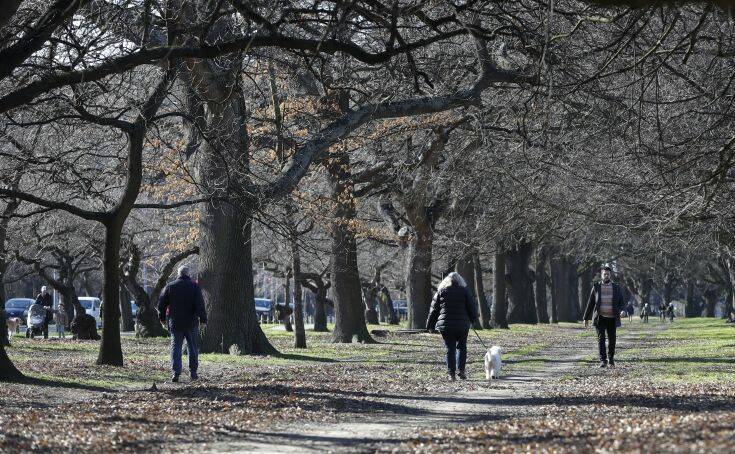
[191,324,662,453]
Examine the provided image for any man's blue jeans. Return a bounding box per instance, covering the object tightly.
[169,322,199,376]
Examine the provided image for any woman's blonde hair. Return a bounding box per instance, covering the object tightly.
[438,272,467,290]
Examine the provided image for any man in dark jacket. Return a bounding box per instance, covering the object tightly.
[426,272,479,381]
[158,266,207,382]
[35,286,53,339]
[583,266,625,368]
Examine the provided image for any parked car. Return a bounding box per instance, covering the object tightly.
[78,297,103,328]
[4,298,34,321]
[254,298,273,318]
[392,299,408,316]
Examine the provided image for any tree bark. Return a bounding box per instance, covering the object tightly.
[685,281,698,317]
[725,259,735,321]
[473,253,492,329]
[405,225,433,330]
[568,260,580,321]
[535,246,550,323]
[189,60,276,354]
[327,152,372,343]
[303,276,330,332]
[456,253,481,329]
[119,285,134,332]
[379,286,399,325]
[550,254,575,323]
[97,223,124,366]
[199,203,276,354]
[491,248,508,329]
[505,242,537,324]
[579,265,593,318]
[289,216,306,349]
[703,288,718,318]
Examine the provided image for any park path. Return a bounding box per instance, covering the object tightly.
[190,323,665,454]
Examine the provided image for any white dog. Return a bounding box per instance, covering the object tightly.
[6,317,22,338]
[484,345,502,380]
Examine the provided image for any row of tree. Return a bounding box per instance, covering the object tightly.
[2,1,735,382]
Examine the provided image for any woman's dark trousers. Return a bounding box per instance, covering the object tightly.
[440,328,469,375]
[596,316,617,362]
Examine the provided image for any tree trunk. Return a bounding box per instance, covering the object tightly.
[363,284,380,325]
[328,152,373,343]
[703,289,718,318]
[568,261,580,321]
[535,246,550,323]
[281,275,293,332]
[199,203,276,354]
[188,50,276,355]
[579,265,593,318]
[136,293,167,338]
[119,285,134,332]
[726,259,735,321]
[663,274,674,306]
[550,255,574,323]
[379,286,399,325]
[473,253,491,329]
[685,281,698,318]
[97,224,124,366]
[505,242,537,324]
[289,215,306,349]
[406,227,433,330]
[313,285,329,332]
[0,340,22,382]
[456,253,481,329]
[491,249,508,329]
[330,224,372,342]
[0,260,9,347]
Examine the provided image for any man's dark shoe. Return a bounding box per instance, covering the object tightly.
[448,372,456,381]
[599,360,607,368]
[458,371,467,380]
[608,359,615,367]
[190,372,199,381]
[171,374,180,383]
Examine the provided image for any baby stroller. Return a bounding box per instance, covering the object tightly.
[26,303,46,338]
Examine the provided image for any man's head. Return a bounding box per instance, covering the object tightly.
[177,266,190,278]
[41,286,48,295]
[601,266,612,283]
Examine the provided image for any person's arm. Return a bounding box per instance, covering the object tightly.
[157,285,170,323]
[195,285,207,325]
[465,287,479,325]
[426,291,441,331]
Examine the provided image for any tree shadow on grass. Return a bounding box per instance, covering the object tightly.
[636,356,735,364]
[275,352,337,363]
[280,386,735,413]
[22,375,113,392]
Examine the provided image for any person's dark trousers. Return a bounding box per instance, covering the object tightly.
[440,328,469,375]
[42,319,49,339]
[169,323,199,377]
[596,316,617,362]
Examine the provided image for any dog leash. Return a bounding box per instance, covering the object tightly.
[473,328,488,350]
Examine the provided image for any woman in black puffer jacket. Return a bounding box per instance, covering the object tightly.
[426,272,478,380]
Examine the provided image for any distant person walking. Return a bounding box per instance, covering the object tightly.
[55,303,68,339]
[426,272,478,381]
[583,266,625,368]
[624,302,635,323]
[35,286,53,339]
[667,302,675,322]
[158,266,207,382]
[641,303,650,323]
